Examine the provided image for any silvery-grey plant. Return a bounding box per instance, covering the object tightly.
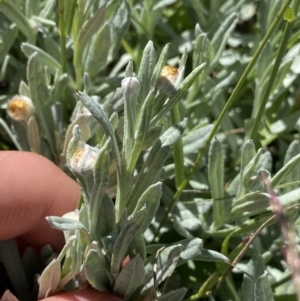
[38,41,227,300]
[2,1,300,301]
[1,39,231,300]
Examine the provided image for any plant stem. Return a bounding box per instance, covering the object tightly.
[152,0,292,242]
[249,0,300,144]
[58,0,67,74]
[187,202,300,299]
[171,104,185,188]
[58,0,69,124]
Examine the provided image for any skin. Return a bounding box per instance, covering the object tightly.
[0,151,121,301]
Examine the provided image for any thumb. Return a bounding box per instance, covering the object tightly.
[43,289,122,301]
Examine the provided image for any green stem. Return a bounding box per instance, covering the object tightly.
[75,65,83,90]
[152,0,292,242]
[58,0,67,74]
[188,216,274,299]
[58,0,69,124]
[249,0,300,144]
[171,104,185,188]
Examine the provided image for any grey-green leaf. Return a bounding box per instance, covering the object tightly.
[193,248,230,263]
[89,149,110,240]
[113,254,145,300]
[137,41,156,111]
[150,43,170,88]
[74,6,106,68]
[183,124,213,154]
[27,116,41,153]
[143,245,182,293]
[46,217,88,232]
[271,153,300,188]
[282,140,300,193]
[128,118,187,205]
[95,193,116,242]
[0,1,35,42]
[130,182,162,232]
[27,53,58,162]
[85,248,110,291]
[255,272,274,301]
[76,91,121,177]
[0,24,18,64]
[236,139,256,198]
[157,288,187,301]
[85,22,111,77]
[208,137,224,227]
[142,125,163,150]
[210,13,237,69]
[241,254,266,301]
[22,43,61,75]
[111,207,147,277]
[37,259,61,299]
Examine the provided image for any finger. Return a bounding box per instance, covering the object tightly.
[0,151,80,250]
[44,289,122,301]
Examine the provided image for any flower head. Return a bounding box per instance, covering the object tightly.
[70,144,99,175]
[157,66,179,95]
[7,95,34,121]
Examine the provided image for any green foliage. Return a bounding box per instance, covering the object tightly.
[2,1,300,301]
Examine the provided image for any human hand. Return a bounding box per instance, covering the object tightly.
[0,151,121,301]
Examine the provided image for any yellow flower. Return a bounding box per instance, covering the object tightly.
[7,95,34,121]
[157,66,179,95]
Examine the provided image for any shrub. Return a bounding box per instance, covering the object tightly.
[1,1,300,301]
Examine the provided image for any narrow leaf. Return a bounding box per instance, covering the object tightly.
[271,153,300,187]
[22,43,61,75]
[150,43,170,88]
[27,116,41,153]
[143,245,182,293]
[38,259,61,299]
[236,139,256,198]
[111,207,147,277]
[282,140,300,193]
[208,137,224,227]
[113,254,145,300]
[46,216,88,232]
[130,182,162,233]
[137,41,156,111]
[0,239,31,301]
[64,0,77,34]
[255,272,274,301]
[76,91,121,177]
[74,6,106,68]
[210,13,238,69]
[85,22,111,77]
[96,193,116,242]
[0,24,18,64]
[193,248,230,263]
[157,288,187,301]
[85,247,110,291]
[128,118,187,206]
[0,1,34,42]
[27,53,58,161]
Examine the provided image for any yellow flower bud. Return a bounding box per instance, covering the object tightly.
[157,66,179,95]
[70,145,98,175]
[7,95,34,121]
